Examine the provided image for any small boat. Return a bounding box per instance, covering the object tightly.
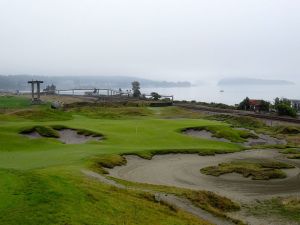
[220,90,224,93]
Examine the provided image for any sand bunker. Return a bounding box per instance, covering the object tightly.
[245,133,286,147]
[183,128,287,147]
[57,129,101,144]
[183,129,230,142]
[24,131,42,139]
[23,129,102,144]
[108,150,300,203]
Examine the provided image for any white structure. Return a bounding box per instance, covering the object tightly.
[289,99,300,111]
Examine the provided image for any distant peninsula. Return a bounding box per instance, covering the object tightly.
[218,78,295,86]
[0,75,191,91]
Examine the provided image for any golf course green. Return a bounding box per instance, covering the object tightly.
[0,96,246,225]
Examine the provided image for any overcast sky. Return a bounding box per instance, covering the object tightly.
[0,0,299,82]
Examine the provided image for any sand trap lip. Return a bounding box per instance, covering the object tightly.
[23,129,102,144]
[57,129,102,144]
[108,150,300,203]
[236,128,287,147]
[183,128,287,147]
[183,129,230,142]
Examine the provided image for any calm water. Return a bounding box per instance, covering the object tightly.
[142,84,300,105]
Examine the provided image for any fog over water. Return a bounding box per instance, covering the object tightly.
[144,83,300,105]
[1,0,300,84]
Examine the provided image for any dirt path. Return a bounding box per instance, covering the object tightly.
[108,150,300,203]
[82,170,235,225]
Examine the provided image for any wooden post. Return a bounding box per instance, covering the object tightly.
[37,82,40,99]
[31,82,34,100]
[27,80,43,103]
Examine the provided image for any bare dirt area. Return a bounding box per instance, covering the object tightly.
[108,150,300,203]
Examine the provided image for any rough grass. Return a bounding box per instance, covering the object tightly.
[200,160,294,180]
[124,148,241,160]
[19,125,60,138]
[158,106,204,119]
[206,114,266,129]
[275,125,300,134]
[8,108,72,121]
[280,148,300,159]
[20,124,104,139]
[110,177,243,224]
[0,168,210,225]
[75,128,103,137]
[246,197,300,222]
[89,154,127,174]
[0,96,31,109]
[181,125,258,143]
[68,106,153,119]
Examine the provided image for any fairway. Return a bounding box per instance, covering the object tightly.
[0,114,242,170]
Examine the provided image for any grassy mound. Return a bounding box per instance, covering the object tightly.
[275,126,300,134]
[280,148,300,159]
[125,148,242,160]
[247,197,300,222]
[20,125,60,138]
[90,154,127,174]
[9,108,72,121]
[206,114,266,129]
[20,125,104,140]
[183,190,240,213]
[182,125,258,143]
[113,177,242,224]
[68,106,153,119]
[158,106,204,119]
[201,160,294,180]
[50,125,103,138]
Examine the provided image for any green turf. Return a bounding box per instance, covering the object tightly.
[0,100,248,225]
[0,96,31,109]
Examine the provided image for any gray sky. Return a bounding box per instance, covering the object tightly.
[0,0,299,82]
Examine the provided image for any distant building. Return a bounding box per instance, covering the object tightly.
[289,99,300,111]
[249,99,263,112]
